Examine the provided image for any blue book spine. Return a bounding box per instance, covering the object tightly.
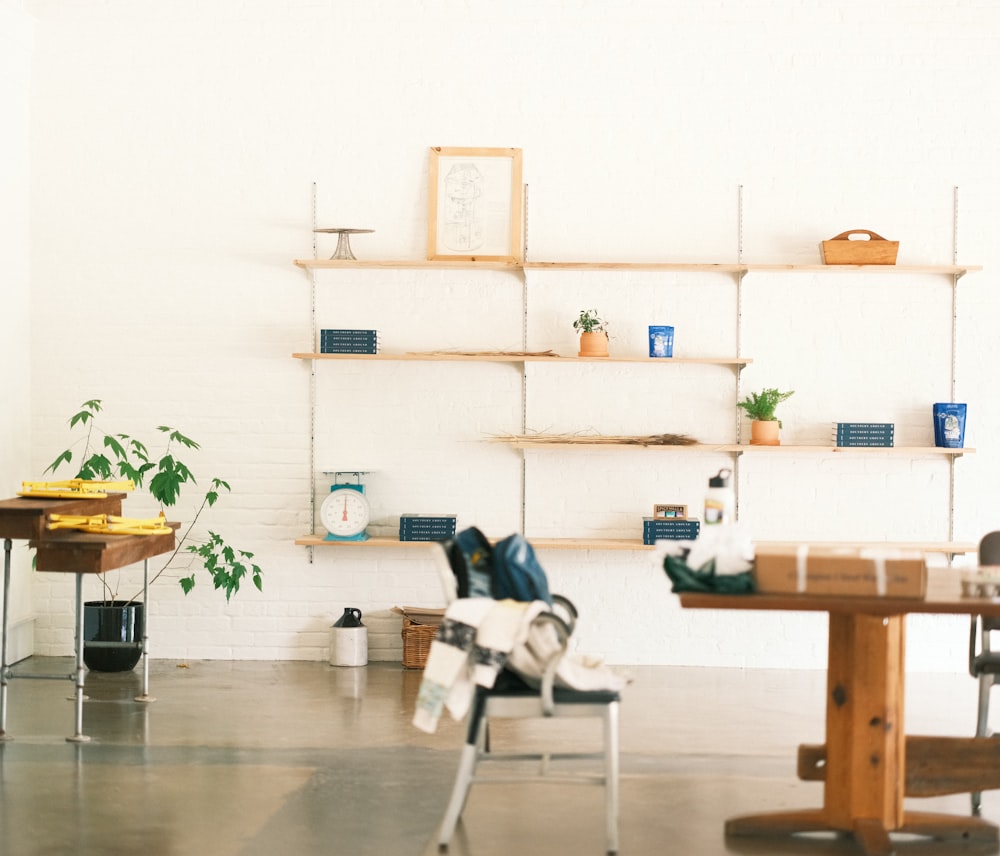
[642,518,700,545]
[320,329,379,354]
[321,328,379,338]
[320,343,379,354]
[833,422,894,447]
[399,515,457,541]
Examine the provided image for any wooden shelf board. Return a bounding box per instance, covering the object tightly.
[296,535,657,551]
[500,440,738,451]
[745,445,975,456]
[524,261,744,272]
[500,438,974,456]
[294,535,976,555]
[293,352,751,365]
[744,264,981,276]
[529,538,656,551]
[295,259,980,276]
[293,352,529,363]
[295,258,521,271]
[525,356,751,365]
[295,535,438,548]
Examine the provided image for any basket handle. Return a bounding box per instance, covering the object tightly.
[828,229,889,242]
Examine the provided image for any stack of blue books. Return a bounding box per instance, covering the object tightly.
[399,514,457,542]
[320,328,379,354]
[642,517,700,545]
[833,422,895,447]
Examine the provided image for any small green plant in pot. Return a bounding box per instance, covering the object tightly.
[573,308,609,357]
[737,387,794,446]
[44,399,263,671]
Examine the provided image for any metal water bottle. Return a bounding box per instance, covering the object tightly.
[704,468,735,526]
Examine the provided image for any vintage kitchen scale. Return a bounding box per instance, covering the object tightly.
[320,472,372,541]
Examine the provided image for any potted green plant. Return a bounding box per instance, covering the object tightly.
[737,387,795,446]
[573,308,609,358]
[44,399,263,671]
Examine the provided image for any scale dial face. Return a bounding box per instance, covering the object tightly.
[320,487,371,538]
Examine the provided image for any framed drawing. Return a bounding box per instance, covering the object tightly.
[427,147,523,262]
[653,504,688,519]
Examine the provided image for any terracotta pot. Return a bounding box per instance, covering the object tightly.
[750,419,780,446]
[578,331,609,358]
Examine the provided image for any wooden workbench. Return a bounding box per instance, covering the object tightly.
[0,494,175,742]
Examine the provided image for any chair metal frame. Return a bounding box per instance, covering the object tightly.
[432,535,621,854]
[969,530,1000,815]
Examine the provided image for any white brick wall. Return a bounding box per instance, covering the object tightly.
[0,0,35,649]
[10,0,1000,671]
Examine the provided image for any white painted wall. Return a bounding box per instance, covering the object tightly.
[0,0,35,662]
[22,0,1000,670]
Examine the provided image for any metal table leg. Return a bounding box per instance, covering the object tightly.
[1,538,11,741]
[136,559,154,703]
[67,574,90,744]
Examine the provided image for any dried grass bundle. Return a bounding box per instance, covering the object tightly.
[492,432,698,446]
[409,349,560,357]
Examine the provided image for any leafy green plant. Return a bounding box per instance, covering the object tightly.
[44,399,262,603]
[572,308,607,334]
[737,388,795,425]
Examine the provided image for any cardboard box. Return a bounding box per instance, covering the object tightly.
[753,545,927,598]
[391,605,445,626]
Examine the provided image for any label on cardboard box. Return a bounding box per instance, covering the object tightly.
[753,545,927,599]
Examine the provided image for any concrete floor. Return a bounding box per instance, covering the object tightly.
[0,657,996,856]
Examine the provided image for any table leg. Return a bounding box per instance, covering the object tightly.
[726,612,998,855]
[135,559,154,703]
[0,538,11,741]
[66,574,90,744]
[824,612,906,829]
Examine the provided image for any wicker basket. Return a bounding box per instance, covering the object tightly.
[401,619,439,669]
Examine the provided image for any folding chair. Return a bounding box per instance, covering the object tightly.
[432,528,621,854]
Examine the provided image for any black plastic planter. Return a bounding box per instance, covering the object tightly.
[83,600,144,672]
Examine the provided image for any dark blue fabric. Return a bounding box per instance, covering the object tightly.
[492,534,552,605]
[452,527,493,598]
[448,528,553,605]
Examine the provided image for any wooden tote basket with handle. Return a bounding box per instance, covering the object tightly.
[820,229,899,265]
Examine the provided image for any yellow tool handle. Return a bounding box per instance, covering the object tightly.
[21,479,135,495]
[47,512,171,536]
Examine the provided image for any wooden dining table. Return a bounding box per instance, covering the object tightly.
[679,569,1000,856]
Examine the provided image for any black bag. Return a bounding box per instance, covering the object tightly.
[663,547,754,594]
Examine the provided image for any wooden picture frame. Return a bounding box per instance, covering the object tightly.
[653,503,688,519]
[427,147,523,262]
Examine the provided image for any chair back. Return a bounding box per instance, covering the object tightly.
[978,531,1000,634]
[981,531,1000,566]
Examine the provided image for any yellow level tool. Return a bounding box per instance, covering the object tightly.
[47,512,171,536]
[18,479,135,500]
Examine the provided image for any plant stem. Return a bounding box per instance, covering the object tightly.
[122,491,211,603]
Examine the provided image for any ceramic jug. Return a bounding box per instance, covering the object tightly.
[330,607,367,667]
[333,607,363,628]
